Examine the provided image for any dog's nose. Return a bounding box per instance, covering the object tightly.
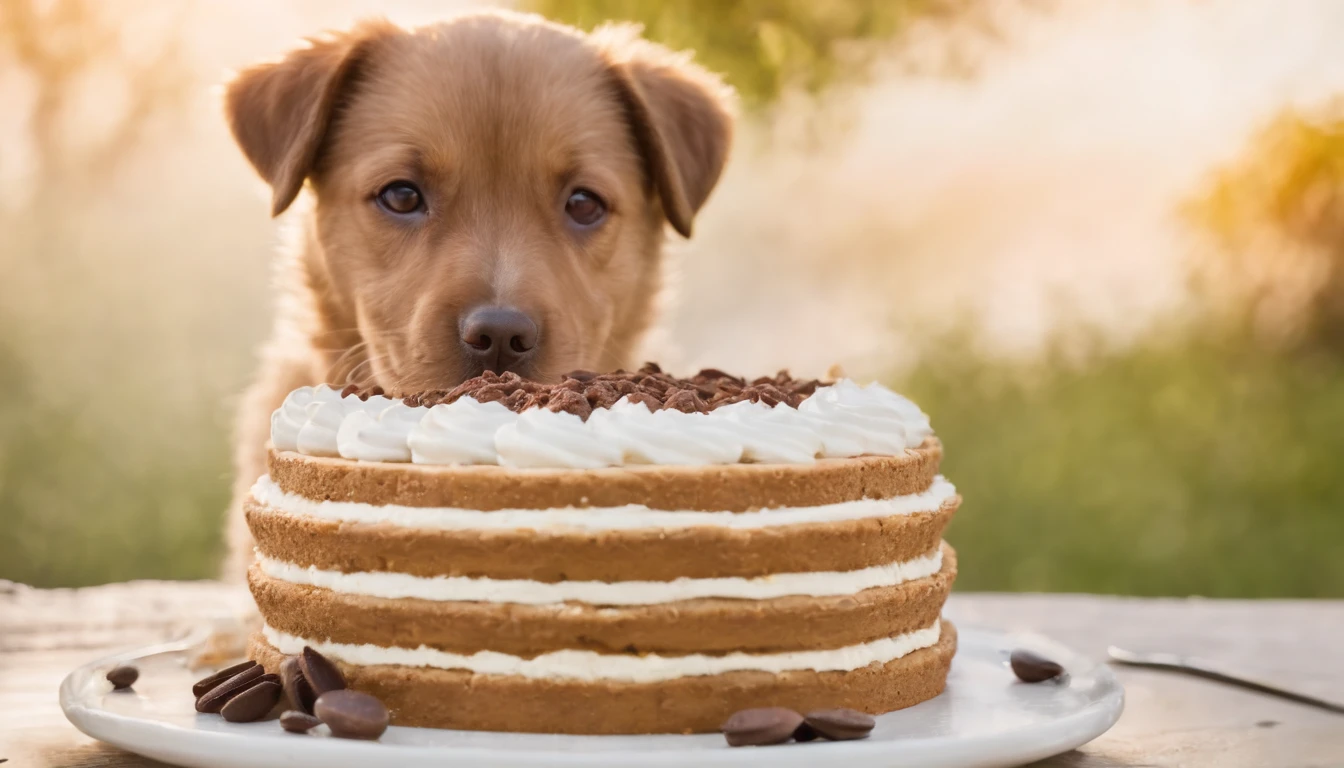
[460,306,539,372]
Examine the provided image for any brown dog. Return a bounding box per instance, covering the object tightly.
[222,11,734,578]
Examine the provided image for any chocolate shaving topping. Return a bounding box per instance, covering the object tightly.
[350,364,830,419]
[547,388,592,420]
[663,388,709,414]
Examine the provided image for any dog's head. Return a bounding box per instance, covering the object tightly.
[226,12,733,391]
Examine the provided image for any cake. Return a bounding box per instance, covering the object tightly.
[244,365,961,734]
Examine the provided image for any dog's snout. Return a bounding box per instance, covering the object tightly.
[460,306,539,372]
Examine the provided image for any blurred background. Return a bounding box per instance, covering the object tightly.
[1,0,1342,595]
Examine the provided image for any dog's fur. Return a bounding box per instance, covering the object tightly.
[222,11,734,578]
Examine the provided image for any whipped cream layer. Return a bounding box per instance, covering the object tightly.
[258,549,942,605]
[262,621,941,683]
[249,474,957,532]
[269,378,934,468]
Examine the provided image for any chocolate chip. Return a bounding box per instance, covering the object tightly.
[1010,649,1065,683]
[314,689,390,740]
[340,384,360,398]
[639,361,663,374]
[721,707,804,747]
[220,680,281,723]
[195,664,266,713]
[299,646,346,697]
[792,722,819,742]
[803,709,875,740]
[280,710,323,733]
[280,656,316,714]
[106,665,138,690]
[564,369,599,382]
[192,660,258,698]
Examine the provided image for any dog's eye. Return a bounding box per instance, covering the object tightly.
[376,182,424,215]
[565,189,607,227]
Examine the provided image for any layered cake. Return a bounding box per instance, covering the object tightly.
[244,366,960,734]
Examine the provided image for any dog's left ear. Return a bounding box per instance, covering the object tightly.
[226,19,399,216]
[599,30,736,238]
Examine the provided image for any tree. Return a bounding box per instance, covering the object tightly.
[526,0,995,110]
[1185,102,1344,350]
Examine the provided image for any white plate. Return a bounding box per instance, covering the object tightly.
[61,626,1122,768]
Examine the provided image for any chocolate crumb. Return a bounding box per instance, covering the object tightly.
[626,391,662,410]
[547,389,593,420]
[663,388,709,414]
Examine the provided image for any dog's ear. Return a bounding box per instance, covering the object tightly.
[226,20,398,216]
[598,29,736,238]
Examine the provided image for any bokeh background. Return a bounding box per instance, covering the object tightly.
[2,0,1342,595]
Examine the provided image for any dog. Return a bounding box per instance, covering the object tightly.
[221,11,734,579]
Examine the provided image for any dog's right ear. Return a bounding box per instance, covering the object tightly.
[226,20,397,216]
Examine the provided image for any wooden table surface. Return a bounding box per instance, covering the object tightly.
[2,580,1341,767]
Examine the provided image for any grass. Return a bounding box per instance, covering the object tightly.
[1,322,1342,595]
[903,326,1344,597]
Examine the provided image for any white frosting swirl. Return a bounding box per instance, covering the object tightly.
[337,402,426,463]
[295,394,394,457]
[589,398,744,465]
[408,397,519,465]
[269,385,342,452]
[798,379,920,457]
[494,409,622,469]
[710,400,823,463]
[864,382,934,446]
[276,378,934,465]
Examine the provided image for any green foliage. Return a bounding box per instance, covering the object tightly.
[902,326,1344,597]
[526,0,965,108]
[0,337,229,586]
[1185,102,1344,349]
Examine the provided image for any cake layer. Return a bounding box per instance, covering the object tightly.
[267,438,942,511]
[248,621,957,733]
[245,493,958,582]
[248,545,955,655]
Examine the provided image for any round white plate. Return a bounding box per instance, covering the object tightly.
[61,625,1122,768]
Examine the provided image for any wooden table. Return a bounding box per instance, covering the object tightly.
[2,580,1341,767]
